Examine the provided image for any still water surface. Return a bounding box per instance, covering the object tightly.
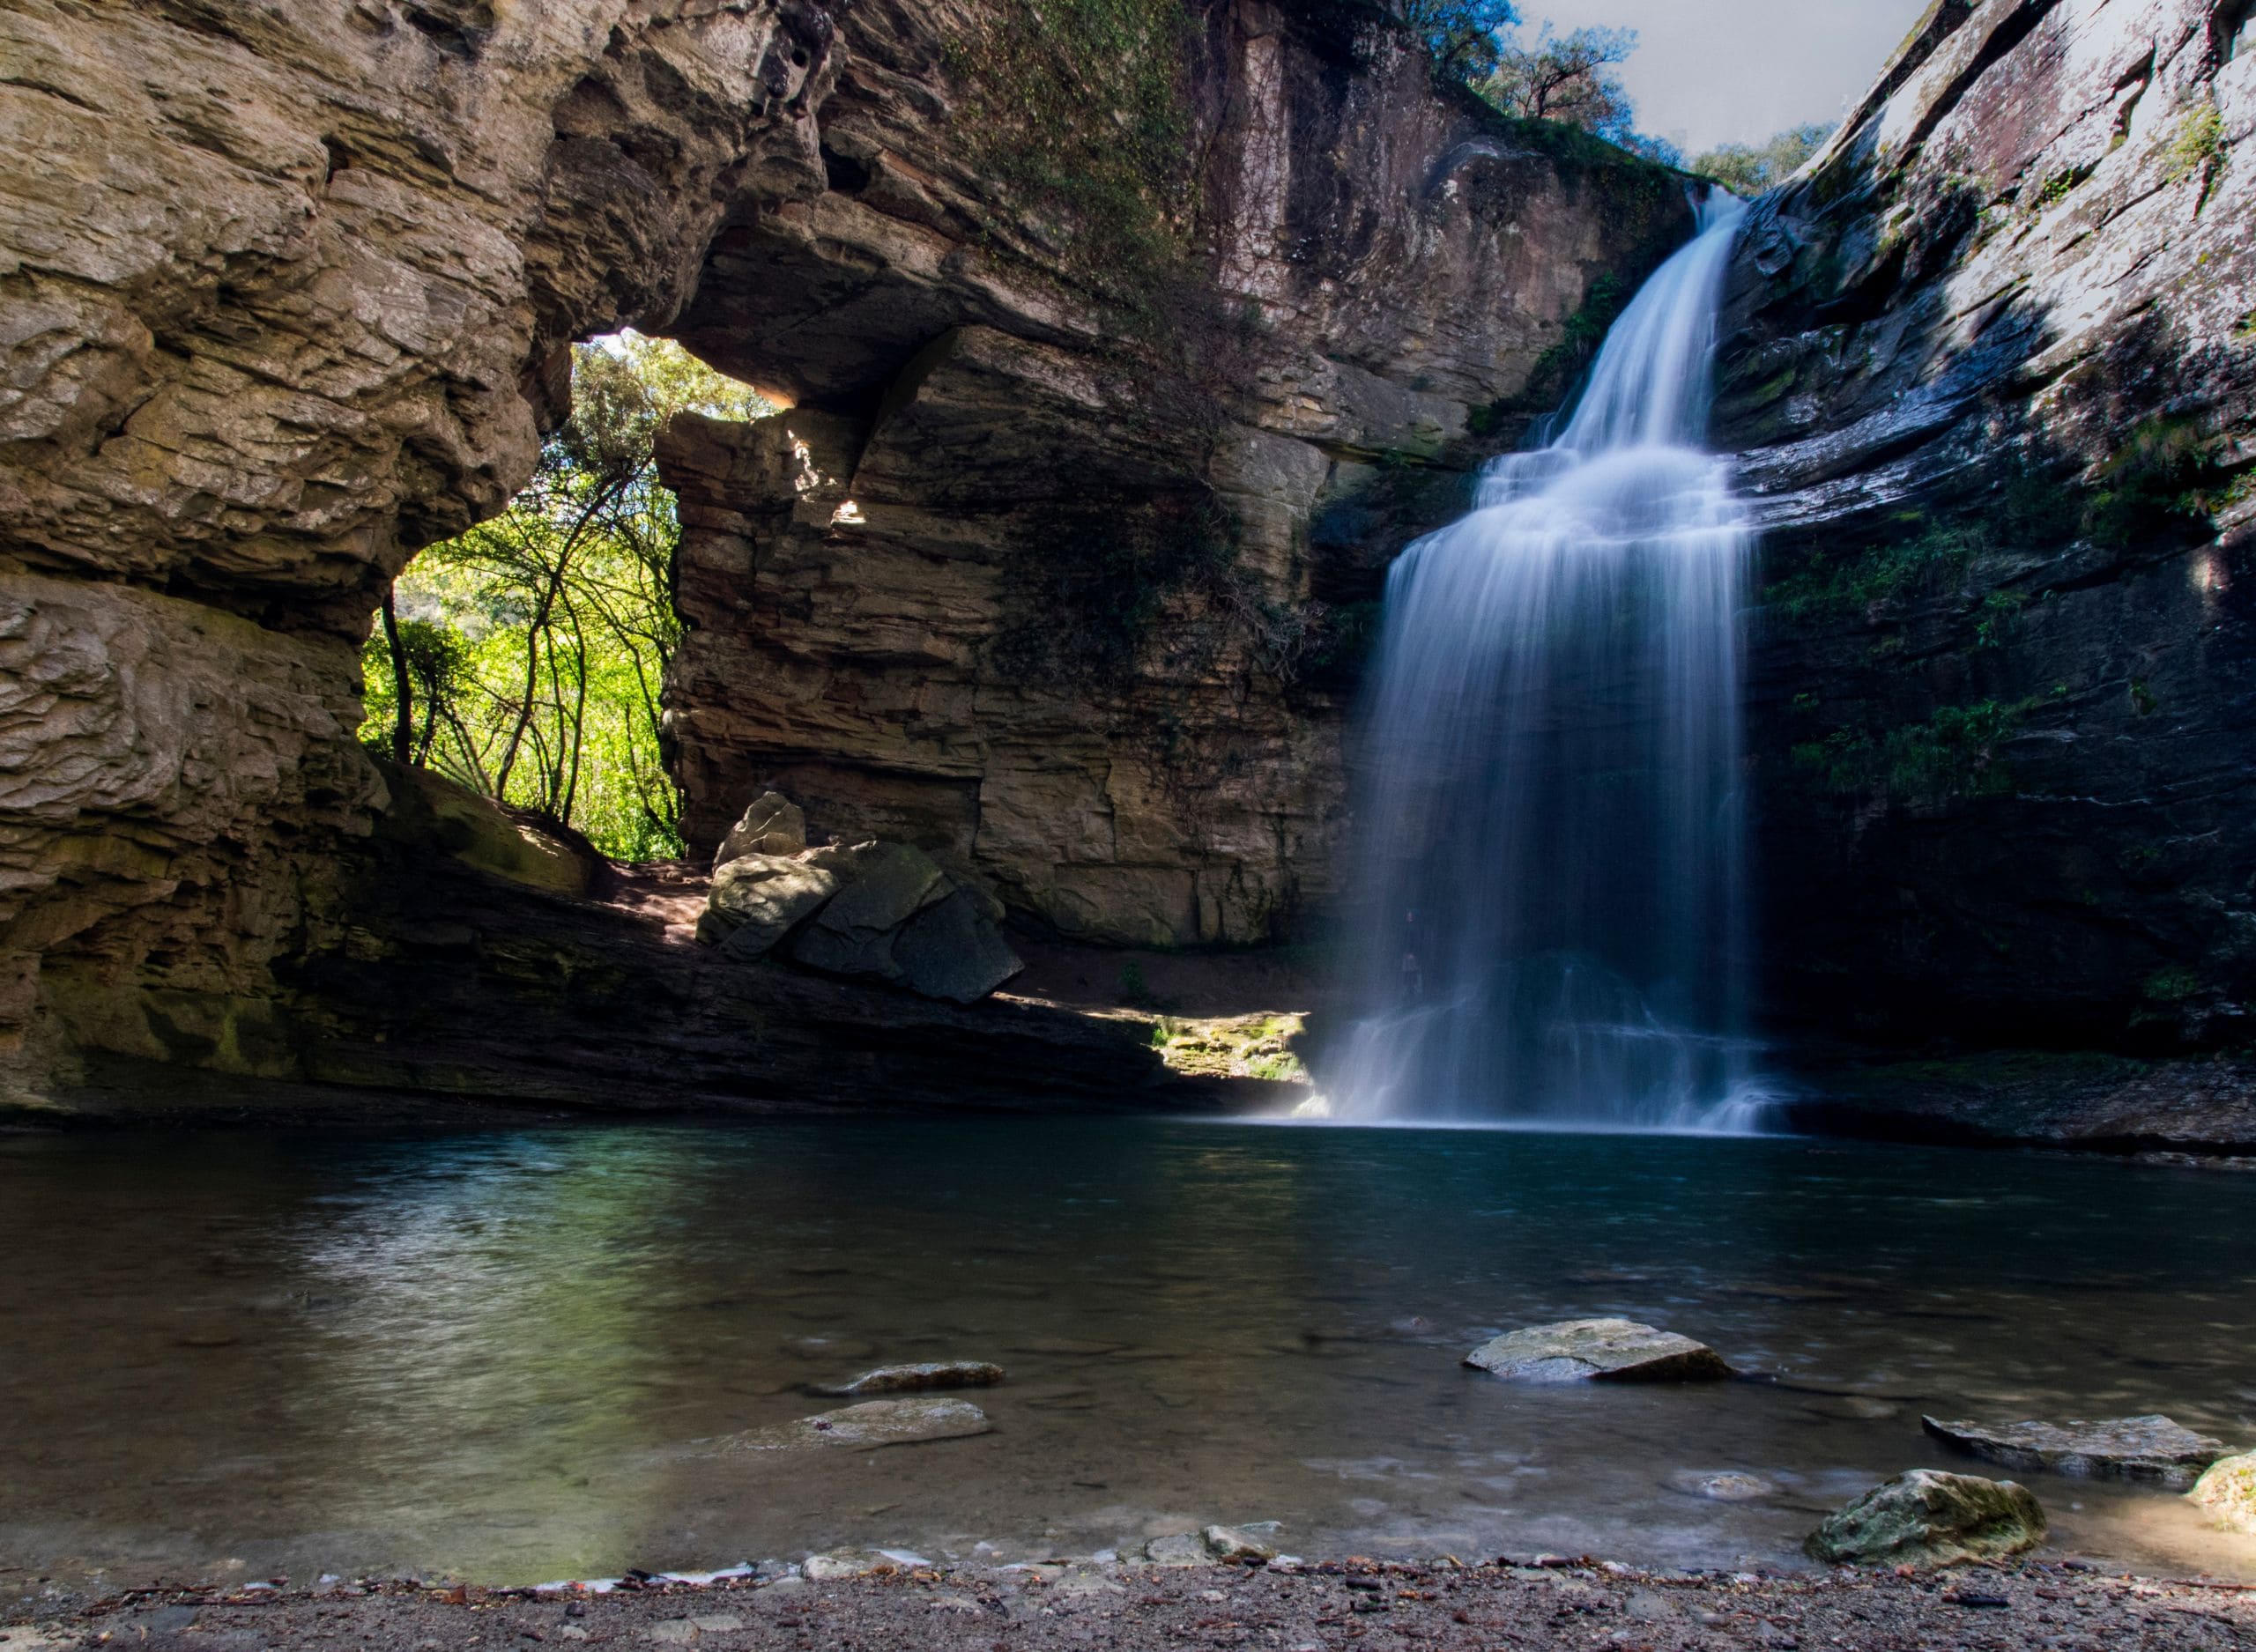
[3,1120,2252,1589]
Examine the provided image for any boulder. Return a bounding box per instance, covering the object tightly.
[696,854,841,959]
[789,842,951,977]
[713,791,809,870]
[712,1397,991,1453]
[815,1360,1006,1398]
[1922,1413,2229,1489]
[787,841,1022,1001]
[2188,1451,2256,1533]
[389,766,595,896]
[1806,1470,2047,1568]
[1465,1318,1733,1382]
[893,887,1025,1004]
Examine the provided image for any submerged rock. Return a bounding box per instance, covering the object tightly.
[1806,1470,2046,1567]
[713,791,808,870]
[2188,1451,2256,1533]
[816,1360,1006,1398]
[711,1397,991,1453]
[696,853,841,959]
[1668,1470,1777,1502]
[1921,1412,2228,1489]
[1465,1318,1733,1382]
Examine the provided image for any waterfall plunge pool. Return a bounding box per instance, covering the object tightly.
[3,1119,2251,1592]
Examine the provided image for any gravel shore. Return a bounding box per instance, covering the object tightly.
[7,1554,2252,1652]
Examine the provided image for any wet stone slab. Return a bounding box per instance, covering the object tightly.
[1921,1413,2230,1489]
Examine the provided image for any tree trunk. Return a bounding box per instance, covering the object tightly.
[380,588,413,766]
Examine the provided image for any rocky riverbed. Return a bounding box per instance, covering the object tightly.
[8,1554,2254,1652]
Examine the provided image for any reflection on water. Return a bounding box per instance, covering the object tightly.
[2,1121,2252,1588]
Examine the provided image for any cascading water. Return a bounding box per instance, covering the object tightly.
[1327,190,1765,1130]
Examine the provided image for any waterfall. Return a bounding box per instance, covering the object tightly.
[1326,191,1765,1130]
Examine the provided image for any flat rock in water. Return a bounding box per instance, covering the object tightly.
[1465,1317,1733,1382]
[1806,1469,2046,1567]
[711,1397,991,1453]
[2188,1450,2256,1533]
[1922,1412,2228,1488]
[816,1360,1006,1397]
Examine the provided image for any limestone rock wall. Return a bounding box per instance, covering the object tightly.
[1717,0,2256,1047]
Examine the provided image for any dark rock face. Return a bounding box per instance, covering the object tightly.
[1717,0,2256,1050]
[0,0,1688,1104]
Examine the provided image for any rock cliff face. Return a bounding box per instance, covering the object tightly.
[652,11,1688,946]
[0,0,1688,1100]
[1718,0,2256,1050]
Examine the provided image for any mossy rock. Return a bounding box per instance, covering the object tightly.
[1807,1469,2046,1567]
[2188,1451,2256,1533]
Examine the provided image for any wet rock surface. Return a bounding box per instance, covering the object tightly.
[814,1361,1006,1399]
[1807,1469,2048,1568]
[11,1556,2253,1652]
[1923,1412,2230,1488]
[1466,1318,1733,1382]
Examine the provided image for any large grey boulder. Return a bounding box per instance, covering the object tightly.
[711,1397,991,1453]
[789,842,1022,1000]
[712,790,807,870]
[695,853,841,959]
[1806,1470,2046,1568]
[1465,1318,1732,1382]
[2188,1451,2256,1533]
[1922,1413,2229,1489]
[894,886,1025,1003]
[789,841,951,977]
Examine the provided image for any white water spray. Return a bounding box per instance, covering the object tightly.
[1328,192,1765,1130]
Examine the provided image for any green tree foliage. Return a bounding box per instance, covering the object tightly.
[360,333,768,862]
[1390,0,1521,85]
[1692,122,1834,196]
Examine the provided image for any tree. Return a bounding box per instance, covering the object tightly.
[361,332,768,861]
[1692,122,1834,196]
[1391,0,1521,86]
[1482,25,1638,137]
